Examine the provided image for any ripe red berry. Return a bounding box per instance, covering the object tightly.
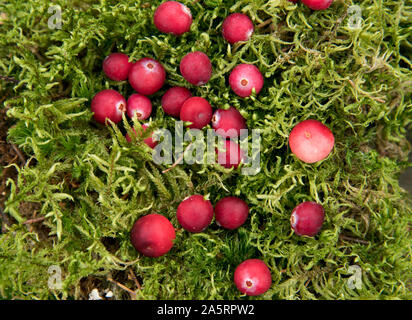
[176,195,214,233]
[126,93,152,120]
[234,259,272,296]
[130,213,176,257]
[301,0,333,10]
[216,139,245,169]
[91,89,126,125]
[290,201,325,237]
[229,64,264,98]
[161,87,192,117]
[102,53,132,81]
[288,119,334,163]
[128,58,166,95]
[125,124,158,149]
[212,106,247,138]
[222,13,254,45]
[180,51,212,86]
[214,196,249,230]
[180,97,213,129]
[153,1,192,36]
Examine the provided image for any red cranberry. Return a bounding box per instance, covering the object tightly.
[128,58,166,95]
[214,196,249,230]
[290,201,325,237]
[301,0,333,10]
[234,259,272,296]
[216,139,245,169]
[229,64,264,98]
[161,87,192,117]
[176,195,214,233]
[180,97,213,129]
[288,119,334,163]
[102,53,132,81]
[180,51,212,86]
[125,124,158,149]
[126,93,152,120]
[91,89,126,125]
[153,1,192,36]
[222,13,254,45]
[130,213,175,257]
[212,106,246,138]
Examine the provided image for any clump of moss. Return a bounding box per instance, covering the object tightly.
[0,0,411,299]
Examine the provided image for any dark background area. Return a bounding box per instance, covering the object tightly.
[399,129,412,195]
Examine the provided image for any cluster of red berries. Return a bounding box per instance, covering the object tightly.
[89,0,335,296]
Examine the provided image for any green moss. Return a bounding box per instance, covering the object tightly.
[0,0,411,299]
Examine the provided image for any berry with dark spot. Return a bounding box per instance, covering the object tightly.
[234,259,272,296]
[129,58,166,95]
[126,93,152,120]
[91,89,126,125]
[229,64,264,98]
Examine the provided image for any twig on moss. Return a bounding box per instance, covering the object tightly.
[22,216,45,225]
[107,277,136,299]
[162,142,193,174]
[0,75,19,84]
[128,268,142,291]
[339,234,370,245]
[11,143,26,165]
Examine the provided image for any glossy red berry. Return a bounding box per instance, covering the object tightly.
[222,13,254,45]
[214,196,249,230]
[126,93,152,120]
[229,64,264,98]
[301,0,333,10]
[161,87,192,117]
[128,58,166,95]
[288,119,334,163]
[180,51,212,86]
[91,89,126,125]
[234,259,272,296]
[290,201,325,237]
[176,195,214,233]
[216,139,245,169]
[125,124,158,149]
[153,1,192,36]
[102,53,132,81]
[180,97,213,129]
[130,213,175,257]
[212,106,247,138]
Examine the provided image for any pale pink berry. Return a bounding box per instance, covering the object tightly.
[229,64,264,98]
[288,119,334,163]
